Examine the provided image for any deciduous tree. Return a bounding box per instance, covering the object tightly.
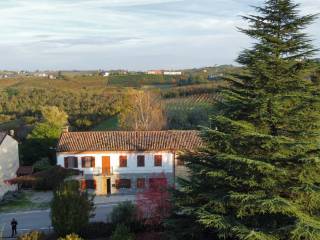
[22,106,68,165]
[137,173,171,228]
[119,90,167,131]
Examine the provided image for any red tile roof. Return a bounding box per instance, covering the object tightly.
[57,131,202,152]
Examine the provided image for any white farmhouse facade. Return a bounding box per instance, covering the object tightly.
[56,131,202,195]
[0,132,19,199]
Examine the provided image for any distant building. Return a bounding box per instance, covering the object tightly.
[0,73,16,79]
[36,73,48,78]
[103,72,110,77]
[163,71,182,76]
[48,74,57,79]
[0,131,19,199]
[147,70,163,75]
[208,73,224,80]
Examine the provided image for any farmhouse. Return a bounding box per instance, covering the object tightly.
[0,131,19,199]
[56,130,202,195]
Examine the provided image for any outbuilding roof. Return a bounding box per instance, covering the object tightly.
[57,131,202,152]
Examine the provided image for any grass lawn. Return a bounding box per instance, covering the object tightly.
[0,192,50,213]
[93,116,119,131]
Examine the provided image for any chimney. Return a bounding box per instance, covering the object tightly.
[9,129,14,137]
[62,126,69,133]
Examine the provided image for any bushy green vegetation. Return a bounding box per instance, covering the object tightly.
[0,88,126,130]
[78,222,114,239]
[110,201,139,229]
[110,224,135,240]
[51,181,95,237]
[21,106,68,165]
[92,116,119,131]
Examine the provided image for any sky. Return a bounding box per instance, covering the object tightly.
[0,0,319,71]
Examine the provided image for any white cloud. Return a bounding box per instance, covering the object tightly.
[0,0,318,70]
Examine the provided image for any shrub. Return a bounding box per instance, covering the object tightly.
[33,159,52,172]
[17,231,44,240]
[79,222,114,239]
[58,233,83,240]
[33,166,80,191]
[111,201,138,227]
[111,224,134,240]
[51,180,95,236]
[6,166,80,191]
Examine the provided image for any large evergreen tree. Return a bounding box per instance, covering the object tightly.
[169,1,320,239]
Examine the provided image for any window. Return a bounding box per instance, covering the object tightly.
[119,155,127,167]
[81,156,95,168]
[81,179,96,190]
[154,155,162,167]
[115,179,131,189]
[64,156,78,168]
[177,159,185,166]
[149,178,167,190]
[137,155,145,167]
[137,178,145,189]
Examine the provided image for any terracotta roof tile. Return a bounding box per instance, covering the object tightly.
[57,131,202,152]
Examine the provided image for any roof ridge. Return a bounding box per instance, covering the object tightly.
[57,130,202,152]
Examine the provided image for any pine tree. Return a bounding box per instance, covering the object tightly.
[169,1,320,239]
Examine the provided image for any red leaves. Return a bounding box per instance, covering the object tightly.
[136,173,172,226]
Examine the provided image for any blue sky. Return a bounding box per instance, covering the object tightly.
[0,0,319,71]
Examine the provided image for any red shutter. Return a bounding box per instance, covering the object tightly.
[81,180,86,191]
[93,180,97,190]
[115,179,120,189]
[91,157,95,168]
[64,157,69,168]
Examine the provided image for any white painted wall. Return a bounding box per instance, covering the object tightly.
[163,71,182,76]
[0,135,19,199]
[57,151,174,175]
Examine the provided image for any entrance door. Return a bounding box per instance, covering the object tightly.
[102,156,111,175]
[107,178,111,195]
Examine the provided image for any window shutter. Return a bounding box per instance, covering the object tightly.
[91,157,95,168]
[94,180,97,190]
[64,158,69,168]
[115,179,120,189]
[82,158,85,168]
[74,158,78,168]
[81,180,86,190]
[154,155,162,166]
